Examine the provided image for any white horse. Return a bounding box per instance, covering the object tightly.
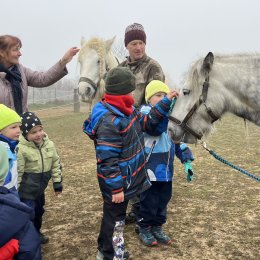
[168,52,260,144]
[78,36,120,115]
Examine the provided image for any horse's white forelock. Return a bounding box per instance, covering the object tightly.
[79,37,106,59]
[78,37,107,80]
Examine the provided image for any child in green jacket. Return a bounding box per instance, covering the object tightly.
[17,111,63,244]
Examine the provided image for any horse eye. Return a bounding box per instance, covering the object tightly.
[183,89,190,95]
[97,59,100,64]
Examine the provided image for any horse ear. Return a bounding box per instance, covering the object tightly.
[105,36,116,52]
[202,52,214,73]
[81,36,86,47]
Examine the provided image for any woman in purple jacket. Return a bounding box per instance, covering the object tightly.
[0,34,79,114]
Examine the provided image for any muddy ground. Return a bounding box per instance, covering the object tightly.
[34,106,260,260]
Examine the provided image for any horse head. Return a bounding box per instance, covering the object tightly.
[78,36,119,108]
[168,52,219,144]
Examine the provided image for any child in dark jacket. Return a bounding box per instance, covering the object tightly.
[137,80,194,246]
[83,67,178,260]
[17,112,63,244]
[0,143,41,260]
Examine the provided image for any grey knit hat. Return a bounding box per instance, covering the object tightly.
[105,67,136,95]
[124,23,146,47]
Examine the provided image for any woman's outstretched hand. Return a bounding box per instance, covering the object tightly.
[60,47,80,67]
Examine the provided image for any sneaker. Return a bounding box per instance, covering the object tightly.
[151,226,172,245]
[96,250,130,260]
[39,232,49,244]
[123,251,130,260]
[125,212,136,225]
[96,250,103,260]
[139,227,158,246]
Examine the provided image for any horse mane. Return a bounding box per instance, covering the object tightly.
[79,37,106,60]
[185,52,260,94]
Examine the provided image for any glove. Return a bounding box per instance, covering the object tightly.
[180,143,194,162]
[0,239,19,259]
[184,160,194,182]
[53,182,63,193]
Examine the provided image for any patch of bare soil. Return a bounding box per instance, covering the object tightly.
[40,111,260,260]
[34,104,87,119]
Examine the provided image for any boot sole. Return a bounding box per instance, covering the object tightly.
[139,239,158,247]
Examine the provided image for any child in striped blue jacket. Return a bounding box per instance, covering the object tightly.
[137,80,194,246]
[83,67,178,260]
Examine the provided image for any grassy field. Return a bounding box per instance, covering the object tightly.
[36,108,260,260]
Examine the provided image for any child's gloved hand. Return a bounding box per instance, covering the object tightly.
[184,160,194,182]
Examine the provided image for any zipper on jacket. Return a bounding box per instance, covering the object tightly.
[38,145,45,193]
[126,164,132,189]
[166,148,170,181]
[38,146,44,173]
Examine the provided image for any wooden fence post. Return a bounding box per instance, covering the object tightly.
[74,89,80,113]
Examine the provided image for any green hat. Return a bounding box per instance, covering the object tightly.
[0,104,21,131]
[105,67,136,95]
[145,80,170,103]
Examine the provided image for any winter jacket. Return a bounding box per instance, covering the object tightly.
[0,186,41,260]
[17,135,62,200]
[83,96,172,201]
[0,62,67,113]
[141,105,194,182]
[0,135,19,191]
[119,54,165,106]
[0,143,9,184]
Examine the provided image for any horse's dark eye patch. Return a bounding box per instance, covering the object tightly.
[183,89,190,95]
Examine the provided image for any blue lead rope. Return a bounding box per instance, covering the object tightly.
[202,142,260,182]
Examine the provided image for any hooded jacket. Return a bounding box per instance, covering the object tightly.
[83,96,172,201]
[0,186,41,260]
[141,105,194,181]
[17,135,62,200]
[0,135,19,191]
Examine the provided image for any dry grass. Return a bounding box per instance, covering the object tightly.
[37,108,260,260]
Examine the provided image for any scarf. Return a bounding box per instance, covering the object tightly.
[0,134,19,153]
[0,63,23,115]
[104,94,134,116]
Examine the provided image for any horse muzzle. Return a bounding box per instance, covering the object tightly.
[168,122,198,144]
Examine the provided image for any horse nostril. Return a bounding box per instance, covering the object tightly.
[85,87,91,96]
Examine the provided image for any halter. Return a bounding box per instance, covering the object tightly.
[78,56,120,97]
[78,77,98,93]
[169,73,219,140]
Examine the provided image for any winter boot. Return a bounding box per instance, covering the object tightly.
[96,250,129,260]
[125,212,136,224]
[151,226,172,245]
[139,226,158,246]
